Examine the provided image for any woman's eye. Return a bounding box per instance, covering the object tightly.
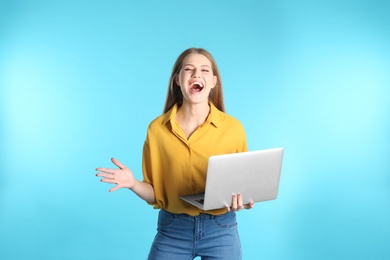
[202,70,210,73]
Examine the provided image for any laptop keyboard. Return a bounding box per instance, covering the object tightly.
[195,199,204,205]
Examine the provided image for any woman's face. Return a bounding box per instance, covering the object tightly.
[176,53,217,106]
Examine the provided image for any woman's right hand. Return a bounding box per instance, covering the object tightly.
[96,158,136,192]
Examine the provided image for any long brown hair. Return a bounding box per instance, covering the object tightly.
[163,48,225,113]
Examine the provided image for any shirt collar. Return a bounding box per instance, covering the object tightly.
[163,102,220,128]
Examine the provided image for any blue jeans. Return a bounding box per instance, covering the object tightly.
[148,210,242,260]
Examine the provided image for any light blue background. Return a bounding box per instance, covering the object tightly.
[1,0,389,259]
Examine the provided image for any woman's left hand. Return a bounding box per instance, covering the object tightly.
[226,193,254,212]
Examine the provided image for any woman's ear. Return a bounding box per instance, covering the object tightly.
[175,74,180,86]
[213,75,218,88]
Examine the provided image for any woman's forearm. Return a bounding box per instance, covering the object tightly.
[130,180,155,203]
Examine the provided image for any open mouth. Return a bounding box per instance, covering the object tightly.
[190,82,204,92]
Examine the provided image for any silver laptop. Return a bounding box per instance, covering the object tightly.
[180,148,284,210]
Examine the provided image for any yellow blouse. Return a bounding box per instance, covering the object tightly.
[142,102,247,216]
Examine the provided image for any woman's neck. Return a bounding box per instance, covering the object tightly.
[176,102,210,139]
[177,102,209,123]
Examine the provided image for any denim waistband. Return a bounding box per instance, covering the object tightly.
[161,209,234,220]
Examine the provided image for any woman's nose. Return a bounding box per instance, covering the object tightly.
[192,69,201,78]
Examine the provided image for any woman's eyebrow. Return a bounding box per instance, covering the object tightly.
[183,64,211,68]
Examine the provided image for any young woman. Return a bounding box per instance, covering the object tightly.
[96,48,254,259]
